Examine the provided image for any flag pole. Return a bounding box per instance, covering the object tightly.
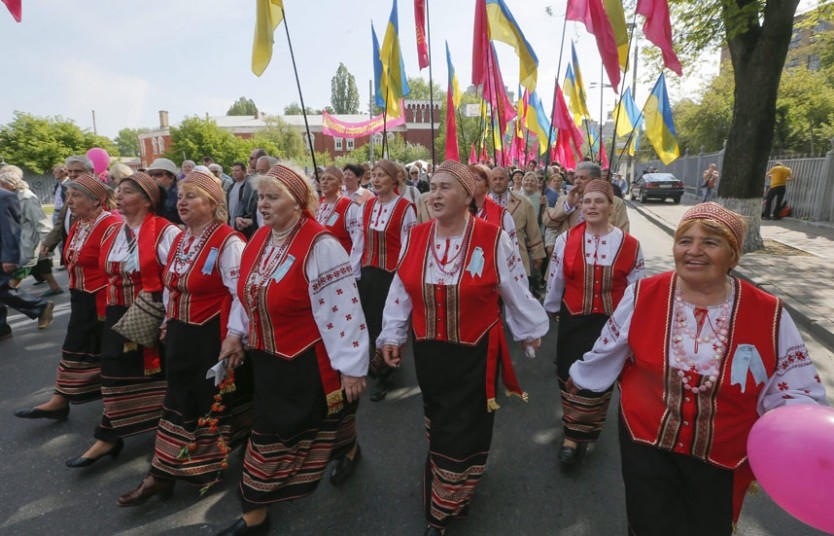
[544,16,569,168]
[280,7,318,178]
[425,0,437,167]
[608,12,639,168]
[485,46,498,165]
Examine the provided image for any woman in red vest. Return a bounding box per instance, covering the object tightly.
[214,164,368,536]
[380,160,548,536]
[353,159,416,401]
[15,174,121,421]
[66,172,181,468]
[569,202,827,535]
[315,166,362,276]
[117,171,252,506]
[544,179,645,465]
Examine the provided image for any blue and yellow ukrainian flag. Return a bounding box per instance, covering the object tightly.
[525,90,553,154]
[563,44,591,126]
[251,0,284,76]
[379,0,410,117]
[485,0,539,92]
[446,42,462,108]
[642,73,679,165]
[372,24,384,108]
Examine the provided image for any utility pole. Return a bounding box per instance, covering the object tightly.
[91,110,98,135]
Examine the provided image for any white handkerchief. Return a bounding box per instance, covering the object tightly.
[206,359,227,387]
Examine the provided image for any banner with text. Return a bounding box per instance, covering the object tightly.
[321,104,406,138]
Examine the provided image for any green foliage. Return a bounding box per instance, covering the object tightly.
[0,111,117,174]
[226,97,259,116]
[406,76,444,101]
[330,63,361,114]
[115,127,149,157]
[283,102,319,115]
[249,116,306,160]
[165,116,246,166]
[433,89,496,162]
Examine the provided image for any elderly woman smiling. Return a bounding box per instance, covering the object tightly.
[567,202,828,535]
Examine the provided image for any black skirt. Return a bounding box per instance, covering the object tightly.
[55,289,104,403]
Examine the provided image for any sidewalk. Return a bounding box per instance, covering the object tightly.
[629,198,834,351]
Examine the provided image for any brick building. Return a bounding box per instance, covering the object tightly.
[138,100,442,167]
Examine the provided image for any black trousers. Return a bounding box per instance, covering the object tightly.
[619,414,734,536]
[0,284,48,320]
[763,185,786,218]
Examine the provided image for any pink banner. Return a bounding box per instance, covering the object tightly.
[321,104,406,139]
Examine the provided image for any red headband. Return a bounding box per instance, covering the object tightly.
[126,172,160,206]
[181,171,225,205]
[71,173,109,205]
[680,202,746,251]
[436,160,476,196]
[266,164,310,208]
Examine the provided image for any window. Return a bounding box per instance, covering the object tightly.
[335,137,343,151]
[151,137,158,154]
[808,54,821,71]
[373,133,383,144]
[346,138,355,151]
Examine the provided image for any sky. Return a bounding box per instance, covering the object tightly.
[0,0,719,139]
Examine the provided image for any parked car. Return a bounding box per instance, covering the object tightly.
[630,172,684,204]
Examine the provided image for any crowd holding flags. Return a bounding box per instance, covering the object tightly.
[247,0,683,169]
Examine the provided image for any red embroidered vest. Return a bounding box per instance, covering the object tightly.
[101,216,175,307]
[320,196,355,254]
[620,271,780,469]
[64,212,122,293]
[361,197,412,272]
[163,224,239,331]
[562,223,639,316]
[398,218,502,345]
[238,219,328,358]
[478,196,507,229]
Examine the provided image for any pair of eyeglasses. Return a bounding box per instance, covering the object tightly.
[148,171,166,178]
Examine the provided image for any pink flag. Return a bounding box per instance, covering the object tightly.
[552,134,577,170]
[551,85,585,156]
[483,44,518,128]
[598,137,610,168]
[471,0,489,86]
[469,144,478,164]
[2,0,21,21]
[636,0,682,75]
[414,0,430,70]
[566,0,621,90]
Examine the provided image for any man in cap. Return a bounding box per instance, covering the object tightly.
[147,158,183,225]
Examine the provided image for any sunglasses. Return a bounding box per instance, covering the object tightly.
[148,171,168,178]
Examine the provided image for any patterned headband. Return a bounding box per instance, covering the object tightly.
[584,179,614,203]
[126,171,160,206]
[181,171,225,205]
[374,159,401,184]
[320,165,344,184]
[436,160,475,196]
[266,164,310,208]
[680,202,746,251]
[71,173,109,204]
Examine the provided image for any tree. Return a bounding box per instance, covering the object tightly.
[283,102,318,115]
[669,1,831,250]
[0,111,117,174]
[114,127,149,157]
[330,63,361,114]
[226,97,259,116]
[247,116,306,160]
[165,116,244,166]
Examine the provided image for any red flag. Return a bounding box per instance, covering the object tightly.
[636,0,682,75]
[414,0,430,70]
[3,0,21,21]
[552,134,577,170]
[471,0,489,86]
[552,85,586,155]
[445,83,459,161]
[598,137,610,167]
[483,44,517,135]
[480,145,489,163]
[566,0,620,90]
[468,144,478,164]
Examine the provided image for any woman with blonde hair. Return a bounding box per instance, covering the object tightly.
[216,164,368,535]
[117,171,252,506]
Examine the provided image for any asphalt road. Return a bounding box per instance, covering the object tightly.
[0,205,831,535]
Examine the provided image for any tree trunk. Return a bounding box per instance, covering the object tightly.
[720,0,799,252]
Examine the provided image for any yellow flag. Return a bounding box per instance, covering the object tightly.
[251,0,285,77]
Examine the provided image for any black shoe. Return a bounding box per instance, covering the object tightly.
[65,438,124,468]
[117,475,175,507]
[330,445,362,486]
[424,526,445,536]
[370,376,391,402]
[215,516,270,536]
[558,443,587,465]
[14,405,69,421]
[0,329,11,341]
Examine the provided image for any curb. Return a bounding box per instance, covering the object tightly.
[627,200,834,352]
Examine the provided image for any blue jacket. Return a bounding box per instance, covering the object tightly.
[0,188,22,285]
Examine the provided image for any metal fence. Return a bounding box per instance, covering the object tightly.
[636,139,834,223]
[23,174,58,205]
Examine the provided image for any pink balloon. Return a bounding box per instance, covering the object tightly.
[747,404,834,534]
[86,147,110,175]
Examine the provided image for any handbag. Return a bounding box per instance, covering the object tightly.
[112,290,165,347]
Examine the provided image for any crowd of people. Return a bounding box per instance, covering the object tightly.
[0,150,828,536]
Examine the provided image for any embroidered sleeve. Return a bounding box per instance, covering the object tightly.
[220,235,247,337]
[544,233,567,313]
[400,204,417,248]
[157,225,183,266]
[347,202,364,278]
[307,235,369,377]
[377,273,412,347]
[498,231,549,341]
[570,284,636,392]
[627,242,646,285]
[758,309,829,413]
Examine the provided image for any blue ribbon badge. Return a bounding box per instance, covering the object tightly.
[730,344,768,393]
[326,212,340,226]
[201,247,219,275]
[272,254,296,283]
[466,246,485,278]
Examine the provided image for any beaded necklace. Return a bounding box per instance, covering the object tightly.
[316,196,340,225]
[244,218,303,312]
[429,216,474,277]
[172,220,220,271]
[671,278,733,394]
[66,209,105,267]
